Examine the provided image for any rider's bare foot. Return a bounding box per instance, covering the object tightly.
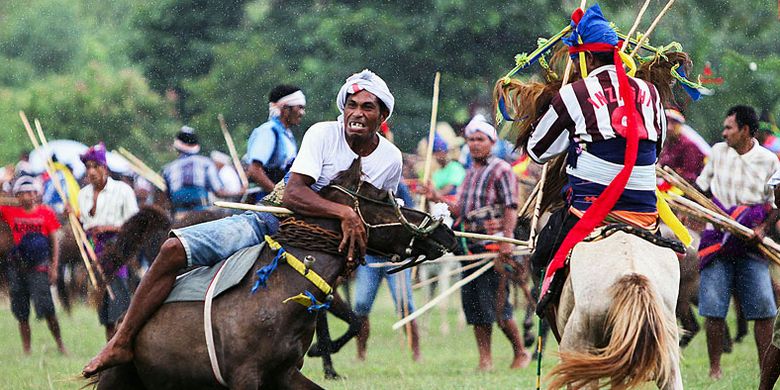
[58,345,70,356]
[709,367,722,380]
[82,340,133,378]
[510,352,531,369]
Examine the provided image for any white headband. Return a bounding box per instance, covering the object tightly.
[464,115,497,142]
[336,69,394,119]
[13,176,40,195]
[269,90,306,119]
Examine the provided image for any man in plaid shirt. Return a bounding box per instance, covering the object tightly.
[696,105,780,380]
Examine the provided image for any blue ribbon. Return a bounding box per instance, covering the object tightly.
[251,247,286,293]
[675,67,702,101]
[302,290,331,313]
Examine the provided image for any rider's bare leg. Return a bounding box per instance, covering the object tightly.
[82,238,186,377]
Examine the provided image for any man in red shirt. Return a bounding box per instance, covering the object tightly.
[0,175,67,355]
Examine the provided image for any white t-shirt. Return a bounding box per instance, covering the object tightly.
[218,165,243,193]
[290,120,402,192]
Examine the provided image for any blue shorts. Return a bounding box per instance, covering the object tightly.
[171,211,279,267]
[699,254,777,320]
[354,254,415,317]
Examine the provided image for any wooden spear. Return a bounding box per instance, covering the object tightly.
[619,0,653,53]
[34,118,115,300]
[213,201,529,246]
[393,260,495,330]
[417,72,441,209]
[218,114,249,188]
[112,150,166,192]
[18,112,102,296]
[117,147,167,192]
[629,0,677,58]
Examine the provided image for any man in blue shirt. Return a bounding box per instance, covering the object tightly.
[245,85,306,201]
[162,126,242,219]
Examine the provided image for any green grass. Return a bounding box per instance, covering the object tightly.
[0,287,764,389]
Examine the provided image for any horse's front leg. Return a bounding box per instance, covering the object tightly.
[277,368,324,390]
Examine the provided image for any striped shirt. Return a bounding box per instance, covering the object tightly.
[456,157,518,230]
[163,153,224,194]
[78,177,139,230]
[528,65,666,163]
[696,140,780,208]
[527,65,666,213]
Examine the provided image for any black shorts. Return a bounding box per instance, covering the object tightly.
[529,208,579,280]
[460,251,513,325]
[98,277,132,326]
[7,267,55,321]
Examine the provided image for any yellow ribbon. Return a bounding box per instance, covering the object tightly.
[656,189,693,247]
[263,235,333,306]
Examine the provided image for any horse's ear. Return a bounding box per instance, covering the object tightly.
[331,158,363,190]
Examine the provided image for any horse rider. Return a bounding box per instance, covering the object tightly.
[696,105,780,380]
[245,85,306,202]
[162,126,244,220]
[420,115,530,371]
[83,69,402,377]
[525,5,666,301]
[77,143,140,340]
[1,175,68,355]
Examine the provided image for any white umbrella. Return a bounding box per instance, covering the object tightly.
[28,139,135,178]
[28,139,88,178]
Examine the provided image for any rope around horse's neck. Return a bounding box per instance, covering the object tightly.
[272,218,343,256]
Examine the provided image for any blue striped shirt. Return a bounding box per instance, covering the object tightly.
[162,153,224,210]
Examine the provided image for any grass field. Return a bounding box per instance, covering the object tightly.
[0,285,765,389]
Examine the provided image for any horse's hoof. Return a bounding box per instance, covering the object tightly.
[324,371,342,380]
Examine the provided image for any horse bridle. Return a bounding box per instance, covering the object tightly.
[328,184,451,263]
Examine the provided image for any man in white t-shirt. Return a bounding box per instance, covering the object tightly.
[83,69,401,377]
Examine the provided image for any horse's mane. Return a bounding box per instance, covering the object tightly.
[115,205,172,256]
[329,157,389,202]
[495,45,694,217]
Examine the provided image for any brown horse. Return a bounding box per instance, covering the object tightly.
[92,160,458,389]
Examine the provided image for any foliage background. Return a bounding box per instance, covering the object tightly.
[0,0,778,167]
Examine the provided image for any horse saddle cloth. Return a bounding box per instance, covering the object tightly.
[164,243,264,303]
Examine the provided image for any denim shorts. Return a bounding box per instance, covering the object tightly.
[171,211,279,267]
[354,254,415,317]
[699,253,777,320]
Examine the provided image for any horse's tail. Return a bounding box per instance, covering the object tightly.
[547,273,678,390]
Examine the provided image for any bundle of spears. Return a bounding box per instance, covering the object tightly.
[657,165,780,265]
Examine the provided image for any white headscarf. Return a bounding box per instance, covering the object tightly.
[268,90,306,119]
[13,175,40,195]
[336,69,394,119]
[464,114,497,142]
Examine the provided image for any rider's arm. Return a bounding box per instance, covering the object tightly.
[283,172,366,260]
[527,92,573,164]
[247,162,276,192]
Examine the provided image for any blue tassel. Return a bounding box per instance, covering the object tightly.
[675,67,702,101]
[303,290,331,313]
[498,97,515,122]
[251,247,285,293]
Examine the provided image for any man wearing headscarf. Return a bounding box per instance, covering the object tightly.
[77,143,140,339]
[83,69,402,377]
[245,85,306,202]
[419,115,530,371]
[162,126,242,220]
[525,5,666,309]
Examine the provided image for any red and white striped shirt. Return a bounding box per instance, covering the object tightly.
[527,65,666,163]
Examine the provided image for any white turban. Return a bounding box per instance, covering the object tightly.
[269,90,306,119]
[464,115,497,142]
[336,69,394,119]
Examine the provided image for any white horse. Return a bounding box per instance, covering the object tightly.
[546,230,683,390]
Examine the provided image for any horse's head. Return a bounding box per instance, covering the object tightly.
[319,159,458,263]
